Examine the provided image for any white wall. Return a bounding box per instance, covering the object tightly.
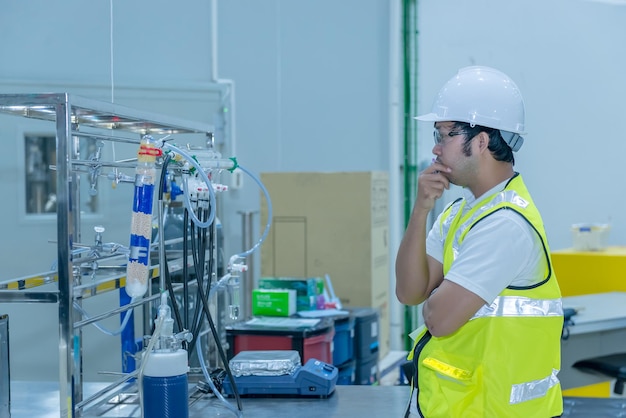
[416,0,626,251]
[215,0,391,257]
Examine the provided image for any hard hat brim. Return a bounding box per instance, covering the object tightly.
[415,112,527,136]
[414,113,442,122]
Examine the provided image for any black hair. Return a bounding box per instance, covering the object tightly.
[453,122,515,164]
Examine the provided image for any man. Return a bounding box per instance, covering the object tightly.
[395,66,563,417]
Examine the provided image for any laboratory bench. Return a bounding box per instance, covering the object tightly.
[9,381,409,417]
[560,292,626,390]
[8,381,626,417]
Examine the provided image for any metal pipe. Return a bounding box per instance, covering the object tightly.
[71,130,142,145]
[56,96,76,417]
[239,211,258,320]
[0,315,9,418]
[74,293,159,329]
[75,372,137,411]
[0,290,59,303]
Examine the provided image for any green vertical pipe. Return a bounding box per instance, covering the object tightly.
[402,0,420,351]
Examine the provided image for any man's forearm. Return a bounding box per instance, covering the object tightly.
[395,208,431,305]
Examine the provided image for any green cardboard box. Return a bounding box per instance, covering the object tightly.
[258,277,321,311]
[252,289,297,317]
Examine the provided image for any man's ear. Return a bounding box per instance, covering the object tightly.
[476,131,490,152]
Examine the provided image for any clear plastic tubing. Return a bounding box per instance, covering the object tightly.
[227,275,240,320]
[125,135,161,298]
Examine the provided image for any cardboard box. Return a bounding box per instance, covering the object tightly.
[259,171,390,357]
[552,246,626,296]
[258,277,322,311]
[252,289,297,317]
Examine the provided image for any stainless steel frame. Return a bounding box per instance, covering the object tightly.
[0,314,9,418]
[0,93,213,417]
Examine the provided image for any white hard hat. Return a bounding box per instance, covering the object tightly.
[416,66,526,151]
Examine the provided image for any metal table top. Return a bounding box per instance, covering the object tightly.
[9,381,410,418]
[9,381,626,417]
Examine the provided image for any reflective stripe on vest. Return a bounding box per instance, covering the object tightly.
[442,190,529,262]
[470,295,563,404]
[510,368,560,404]
[471,295,563,321]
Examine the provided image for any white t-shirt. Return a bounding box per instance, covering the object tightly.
[426,179,547,305]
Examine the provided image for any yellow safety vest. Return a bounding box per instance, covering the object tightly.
[406,174,563,418]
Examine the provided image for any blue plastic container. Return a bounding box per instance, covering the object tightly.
[348,307,380,360]
[332,314,355,366]
[143,374,188,418]
[355,353,379,385]
[336,359,356,385]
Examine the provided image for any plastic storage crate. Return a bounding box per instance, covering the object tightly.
[226,318,335,364]
[349,307,380,359]
[331,313,355,366]
[336,359,356,385]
